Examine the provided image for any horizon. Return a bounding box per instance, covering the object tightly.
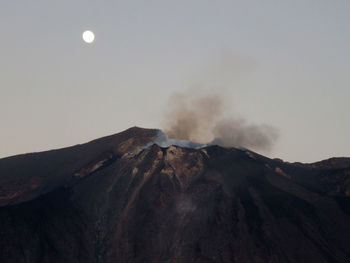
[0,126,347,164]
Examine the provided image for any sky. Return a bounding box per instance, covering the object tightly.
[0,0,349,162]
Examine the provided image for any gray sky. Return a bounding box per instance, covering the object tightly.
[1,0,349,162]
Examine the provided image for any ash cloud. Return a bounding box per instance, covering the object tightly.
[163,51,279,153]
[211,119,279,152]
[163,91,279,153]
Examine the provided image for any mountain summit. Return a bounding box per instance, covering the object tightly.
[1,127,350,263]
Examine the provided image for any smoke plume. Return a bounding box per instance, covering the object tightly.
[164,91,279,153]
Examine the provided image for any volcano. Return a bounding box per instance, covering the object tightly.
[0,127,350,263]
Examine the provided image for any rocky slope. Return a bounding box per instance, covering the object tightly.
[0,127,350,263]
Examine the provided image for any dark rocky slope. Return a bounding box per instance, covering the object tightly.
[0,127,350,263]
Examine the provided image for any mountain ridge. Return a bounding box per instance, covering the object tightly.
[1,127,350,263]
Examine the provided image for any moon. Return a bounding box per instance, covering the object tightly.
[82,30,95,43]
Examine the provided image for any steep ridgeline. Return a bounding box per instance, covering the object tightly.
[0,127,350,263]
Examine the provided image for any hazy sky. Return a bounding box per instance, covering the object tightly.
[1,0,349,162]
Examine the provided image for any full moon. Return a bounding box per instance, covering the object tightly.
[82,30,95,43]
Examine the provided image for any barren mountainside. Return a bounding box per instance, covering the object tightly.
[0,127,350,263]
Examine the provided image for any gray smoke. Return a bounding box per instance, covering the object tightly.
[211,119,279,152]
[164,91,279,152]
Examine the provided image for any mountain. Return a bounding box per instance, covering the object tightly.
[0,127,350,263]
